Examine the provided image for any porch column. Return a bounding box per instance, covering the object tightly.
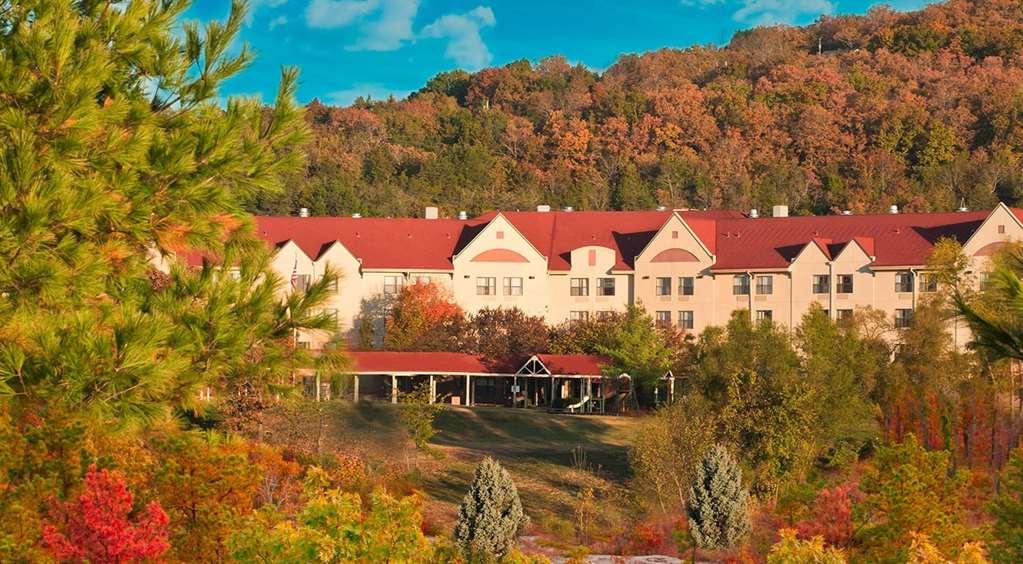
[391,374,398,404]
[353,375,360,402]
[429,375,436,404]
[668,375,675,404]
[465,375,472,407]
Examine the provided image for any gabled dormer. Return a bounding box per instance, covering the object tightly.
[634,212,715,270]
[962,203,1023,259]
[452,213,547,268]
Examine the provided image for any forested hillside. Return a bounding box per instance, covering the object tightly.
[248,0,1023,218]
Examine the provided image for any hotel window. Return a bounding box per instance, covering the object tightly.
[655,277,672,296]
[297,340,311,350]
[476,276,497,296]
[756,275,773,295]
[295,274,312,291]
[596,310,615,321]
[895,308,913,328]
[836,309,854,324]
[569,311,590,323]
[570,277,590,296]
[920,273,938,293]
[504,277,523,296]
[679,310,694,330]
[597,277,616,296]
[812,275,830,294]
[733,275,750,295]
[679,277,695,296]
[655,311,672,328]
[895,271,913,293]
[756,310,773,322]
[980,272,993,290]
[836,274,854,294]
[383,275,403,295]
[413,275,433,285]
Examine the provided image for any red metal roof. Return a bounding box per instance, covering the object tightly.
[348,351,492,374]
[230,208,1014,273]
[346,351,607,376]
[255,216,481,270]
[535,354,607,376]
[710,211,990,269]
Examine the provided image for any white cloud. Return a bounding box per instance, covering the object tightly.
[325,83,410,105]
[732,0,834,26]
[304,0,419,51]
[420,6,496,70]
[268,15,289,30]
[305,0,381,29]
[679,0,725,5]
[245,0,288,26]
[352,0,419,51]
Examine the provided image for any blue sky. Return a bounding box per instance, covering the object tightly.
[185,0,938,106]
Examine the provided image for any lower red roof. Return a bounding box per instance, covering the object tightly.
[347,351,607,376]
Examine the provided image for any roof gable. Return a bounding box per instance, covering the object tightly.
[635,212,715,266]
[452,212,547,264]
[962,203,1023,256]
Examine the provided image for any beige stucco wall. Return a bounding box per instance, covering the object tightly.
[451,214,549,318]
[162,205,1023,352]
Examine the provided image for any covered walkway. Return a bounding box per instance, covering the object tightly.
[343,351,633,414]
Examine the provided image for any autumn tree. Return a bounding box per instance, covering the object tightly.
[990,447,1023,563]
[855,436,973,561]
[768,529,847,564]
[690,312,817,495]
[464,307,551,364]
[41,466,170,564]
[630,396,716,512]
[383,281,464,351]
[229,467,430,562]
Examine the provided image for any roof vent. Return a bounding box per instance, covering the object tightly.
[889,205,899,214]
[351,213,361,219]
[957,199,968,212]
[457,211,468,220]
[536,204,552,212]
[298,207,310,218]
[841,210,852,215]
[772,205,789,218]
[562,206,574,212]
[749,208,759,218]
[424,206,439,219]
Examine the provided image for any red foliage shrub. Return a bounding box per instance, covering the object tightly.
[41,465,169,564]
[795,484,856,547]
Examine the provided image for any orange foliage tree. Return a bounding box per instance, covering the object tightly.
[383,281,464,351]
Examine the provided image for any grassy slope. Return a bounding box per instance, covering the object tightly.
[268,400,643,543]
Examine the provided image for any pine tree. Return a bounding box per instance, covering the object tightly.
[687,445,750,550]
[453,457,528,561]
[0,0,320,553]
[0,0,310,423]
